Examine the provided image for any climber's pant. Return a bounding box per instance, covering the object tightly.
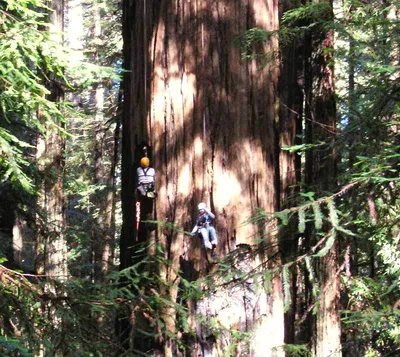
[199,226,217,249]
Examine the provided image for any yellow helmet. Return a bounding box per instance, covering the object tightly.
[140,157,150,167]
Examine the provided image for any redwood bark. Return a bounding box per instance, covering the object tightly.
[278,0,304,345]
[302,1,341,355]
[121,0,284,356]
[35,0,67,280]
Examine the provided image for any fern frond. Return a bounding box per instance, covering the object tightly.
[276,209,290,226]
[298,208,306,233]
[335,225,356,237]
[305,256,319,297]
[282,265,292,312]
[305,256,314,282]
[263,269,272,294]
[312,202,323,230]
[313,229,336,258]
[327,198,339,227]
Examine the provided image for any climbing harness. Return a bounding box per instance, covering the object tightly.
[137,168,156,198]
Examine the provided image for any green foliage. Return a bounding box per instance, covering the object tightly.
[313,229,335,258]
[305,255,318,297]
[283,343,311,357]
[298,207,306,233]
[281,142,324,153]
[0,336,31,357]
[342,275,400,356]
[311,202,323,230]
[223,329,251,356]
[237,27,277,61]
[0,243,205,356]
[282,265,292,312]
[0,0,122,354]
[281,2,333,26]
[0,128,34,192]
[264,269,272,294]
[333,3,400,353]
[0,0,60,191]
[279,2,333,46]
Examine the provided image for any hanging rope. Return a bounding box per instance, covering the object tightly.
[201,18,206,142]
[144,0,147,114]
[136,201,141,232]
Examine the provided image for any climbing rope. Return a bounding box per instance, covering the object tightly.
[136,201,141,232]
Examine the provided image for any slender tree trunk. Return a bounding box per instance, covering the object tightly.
[121,0,284,355]
[119,0,136,273]
[35,0,67,280]
[302,1,341,355]
[103,106,120,275]
[278,0,304,345]
[35,3,67,355]
[91,0,108,281]
[312,23,341,357]
[117,0,137,348]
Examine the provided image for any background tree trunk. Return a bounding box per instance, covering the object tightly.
[90,0,117,281]
[302,1,341,355]
[278,0,304,346]
[35,0,67,280]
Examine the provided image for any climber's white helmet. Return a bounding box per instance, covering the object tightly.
[198,202,207,211]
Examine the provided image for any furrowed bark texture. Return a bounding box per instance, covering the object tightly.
[121,0,284,356]
[35,0,67,280]
[278,0,304,345]
[303,1,341,355]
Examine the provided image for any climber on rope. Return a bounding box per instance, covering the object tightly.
[136,157,156,199]
[190,202,218,253]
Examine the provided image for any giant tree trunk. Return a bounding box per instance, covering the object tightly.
[121,0,284,356]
